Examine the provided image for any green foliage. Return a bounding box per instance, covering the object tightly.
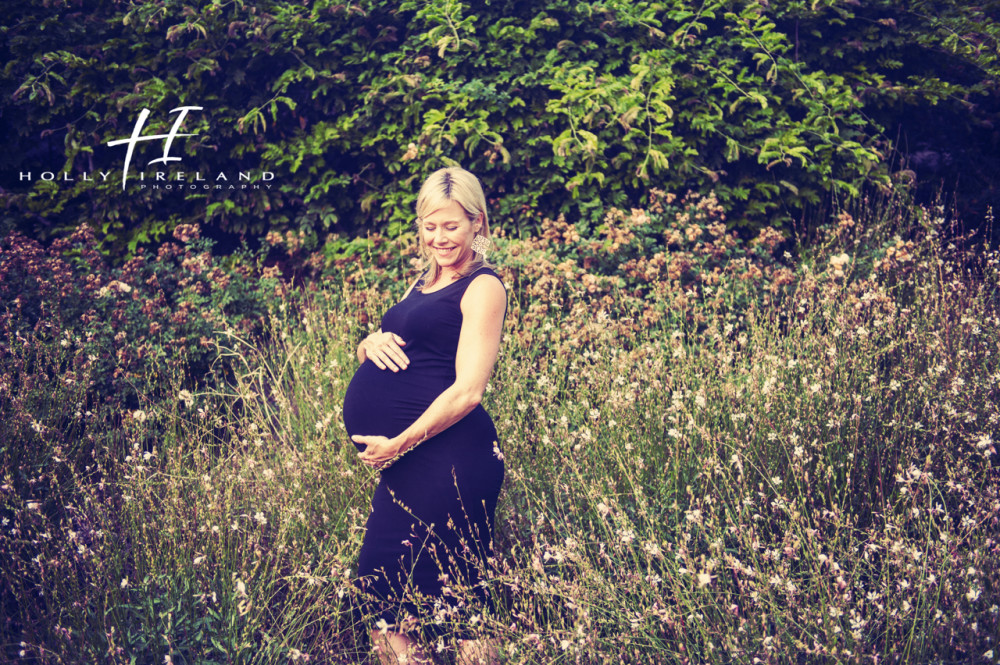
[3,0,998,260]
[495,191,796,345]
[0,223,277,410]
[2,196,1000,662]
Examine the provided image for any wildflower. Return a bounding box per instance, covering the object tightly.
[828,253,850,278]
[132,410,147,423]
[967,586,981,602]
[697,572,714,588]
[401,143,419,161]
[596,502,611,517]
[121,577,128,589]
[976,433,995,457]
[254,512,267,526]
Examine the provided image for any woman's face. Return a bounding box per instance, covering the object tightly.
[420,200,481,275]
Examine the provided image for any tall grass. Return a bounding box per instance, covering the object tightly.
[2,199,998,663]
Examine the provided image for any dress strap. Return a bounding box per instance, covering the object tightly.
[459,265,503,291]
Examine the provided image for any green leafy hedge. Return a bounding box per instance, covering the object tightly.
[3,0,998,259]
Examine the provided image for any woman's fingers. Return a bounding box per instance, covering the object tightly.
[386,344,409,370]
[374,347,402,372]
[352,435,394,467]
[372,333,409,371]
[362,332,409,371]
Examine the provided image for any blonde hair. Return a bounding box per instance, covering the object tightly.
[414,166,493,289]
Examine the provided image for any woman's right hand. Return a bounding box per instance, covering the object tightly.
[359,330,410,372]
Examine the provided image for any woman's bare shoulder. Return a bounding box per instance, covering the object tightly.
[461,272,507,314]
[467,270,506,294]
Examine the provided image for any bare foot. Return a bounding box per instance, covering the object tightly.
[456,638,499,665]
[371,628,432,665]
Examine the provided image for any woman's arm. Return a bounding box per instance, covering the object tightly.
[354,274,507,467]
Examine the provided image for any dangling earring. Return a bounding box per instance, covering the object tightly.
[471,233,492,257]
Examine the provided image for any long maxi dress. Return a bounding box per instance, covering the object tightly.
[341,265,506,635]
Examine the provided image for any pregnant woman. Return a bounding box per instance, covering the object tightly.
[342,167,507,665]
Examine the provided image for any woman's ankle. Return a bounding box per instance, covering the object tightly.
[371,630,432,665]
[456,638,499,665]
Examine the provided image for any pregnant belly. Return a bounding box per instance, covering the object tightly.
[342,361,450,447]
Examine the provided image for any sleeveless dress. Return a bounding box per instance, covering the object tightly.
[341,265,506,635]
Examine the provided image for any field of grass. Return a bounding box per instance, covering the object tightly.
[2,194,998,663]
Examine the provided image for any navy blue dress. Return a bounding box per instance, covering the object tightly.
[341,265,506,634]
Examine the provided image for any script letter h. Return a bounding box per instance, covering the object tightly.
[107,106,203,190]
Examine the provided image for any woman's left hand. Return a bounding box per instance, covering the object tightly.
[352,435,401,469]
